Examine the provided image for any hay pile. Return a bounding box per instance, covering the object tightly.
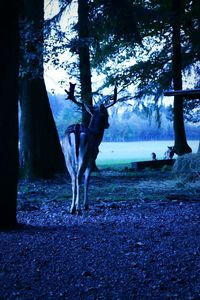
[173,152,200,182]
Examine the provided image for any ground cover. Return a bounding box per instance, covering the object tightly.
[0,168,200,299]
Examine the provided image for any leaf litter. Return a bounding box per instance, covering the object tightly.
[0,169,200,299]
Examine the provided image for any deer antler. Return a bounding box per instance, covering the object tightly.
[65,82,93,115]
[65,82,83,107]
[105,82,118,108]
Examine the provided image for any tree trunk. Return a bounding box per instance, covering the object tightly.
[20,78,66,178]
[197,141,200,153]
[172,0,192,155]
[0,1,19,228]
[78,0,93,126]
[78,0,100,171]
[19,0,66,178]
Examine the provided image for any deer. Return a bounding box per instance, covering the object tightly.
[62,82,117,215]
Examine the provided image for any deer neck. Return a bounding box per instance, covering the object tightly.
[88,119,105,146]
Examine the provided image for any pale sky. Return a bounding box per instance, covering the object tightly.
[44,0,77,94]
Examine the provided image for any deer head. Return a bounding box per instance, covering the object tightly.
[65,82,118,144]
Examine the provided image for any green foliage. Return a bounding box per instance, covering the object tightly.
[89,0,200,121]
[43,0,200,124]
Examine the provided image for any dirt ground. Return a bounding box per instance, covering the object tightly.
[0,168,200,299]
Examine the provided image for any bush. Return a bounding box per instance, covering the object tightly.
[173,153,200,182]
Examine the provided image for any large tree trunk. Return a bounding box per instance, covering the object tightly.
[172,0,192,155]
[20,78,66,178]
[19,0,66,178]
[0,1,19,228]
[78,0,93,126]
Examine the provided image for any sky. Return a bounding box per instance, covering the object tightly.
[44,0,78,94]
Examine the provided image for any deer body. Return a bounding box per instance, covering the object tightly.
[63,105,110,214]
[63,82,117,215]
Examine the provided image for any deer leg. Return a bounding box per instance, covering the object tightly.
[84,167,91,210]
[71,176,76,214]
[67,159,76,214]
[75,176,80,214]
[70,173,76,214]
[66,160,76,214]
[75,170,84,215]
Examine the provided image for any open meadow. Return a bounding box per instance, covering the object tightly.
[97,140,199,166]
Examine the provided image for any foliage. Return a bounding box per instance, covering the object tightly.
[19,19,44,78]
[89,0,200,121]
[183,99,200,123]
[43,1,200,123]
[44,0,79,82]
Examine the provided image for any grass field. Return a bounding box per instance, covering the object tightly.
[96,140,199,166]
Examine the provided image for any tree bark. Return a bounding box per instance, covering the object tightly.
[20,78,66,178]
[78,0,93,126]
[78,0,100,171]
[0,1,19,228]
[172,0,192,155]
[19,0,66,178]
[197,141,200,154]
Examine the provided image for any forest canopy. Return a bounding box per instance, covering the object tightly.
[43,0,200,127]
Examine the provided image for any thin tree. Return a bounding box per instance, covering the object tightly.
[77,0,93,126]
[75,0,99,171]
[19,0,66,178]
[171,0,192,155]
[0,1,19,228]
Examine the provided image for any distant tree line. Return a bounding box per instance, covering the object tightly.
[103,111,199,142]
[48,92,199,142]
